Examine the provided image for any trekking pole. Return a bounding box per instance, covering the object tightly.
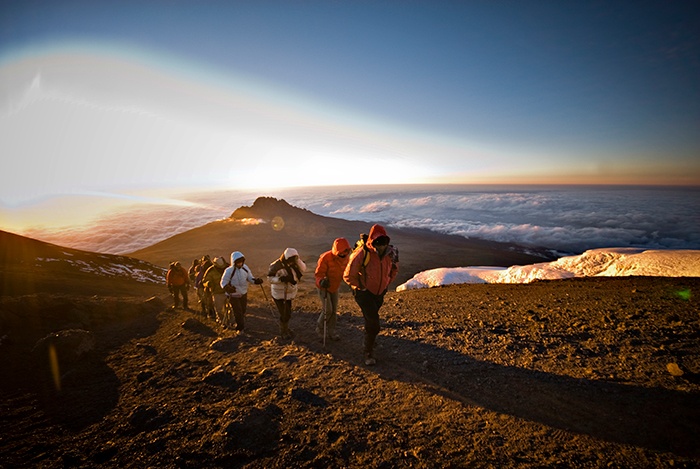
[322,288,328,348]
[259,283,278,319]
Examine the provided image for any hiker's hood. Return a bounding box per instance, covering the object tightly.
[230,251,245,265]
[283,247,298,260]
[214,257,226,268]
[331,237,351,256]
[367,224,390,249]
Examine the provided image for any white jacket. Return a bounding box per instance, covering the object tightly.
[267,248,307,300]
[220,251,256,297]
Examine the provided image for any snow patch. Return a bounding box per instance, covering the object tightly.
[35,257,165,284]
[397,248,700,291]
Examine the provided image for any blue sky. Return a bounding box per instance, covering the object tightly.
[1,1,699,228]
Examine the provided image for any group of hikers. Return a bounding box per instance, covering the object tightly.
[166,223,398,365]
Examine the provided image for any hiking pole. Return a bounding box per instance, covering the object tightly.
[322,288,328,348]
[259,283,278,319]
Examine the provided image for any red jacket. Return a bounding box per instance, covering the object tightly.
[315,238,351,293]
[344,225,398,295]
[166,264,189,287]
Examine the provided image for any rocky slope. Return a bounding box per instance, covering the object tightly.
[0,230,165,297]
[1,275,699,468]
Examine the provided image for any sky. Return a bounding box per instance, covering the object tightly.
[1,1,700,231]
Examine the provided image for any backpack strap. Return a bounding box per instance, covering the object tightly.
[229,265,250,284]
[357,244,371,290]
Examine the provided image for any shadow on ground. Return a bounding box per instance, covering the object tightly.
[282,308,700,458]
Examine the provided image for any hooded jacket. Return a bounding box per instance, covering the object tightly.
[267,248,307,300]
[203,257,227,295]
[315,237,351,293]
[343,224,398,295]
[220,251,256,297]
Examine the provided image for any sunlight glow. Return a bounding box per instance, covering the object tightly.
[3,43,698,237]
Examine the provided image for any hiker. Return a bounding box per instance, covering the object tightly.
[188,258,200,286]
[220,251,263,332]
[268,248,307,339]
[203,257,229,326]
[314,237,352,341]
[195,255,213,317]
[344,224,399,365]
[166,261,190,310]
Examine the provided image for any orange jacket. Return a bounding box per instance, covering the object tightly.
[166,264,189,287]
[315,238,351,293]
[343,224,398,295]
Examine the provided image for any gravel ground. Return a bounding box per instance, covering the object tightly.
[2,276,699,468]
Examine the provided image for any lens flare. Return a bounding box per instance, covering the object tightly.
[48,344,61,392]
[675,289,691,301]
[271,216,285,231]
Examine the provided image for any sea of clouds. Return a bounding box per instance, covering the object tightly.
[22,185,700,259]
[287,185,700,255]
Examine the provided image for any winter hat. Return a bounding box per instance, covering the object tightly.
[214,257,226,268]
[283,247,299,259]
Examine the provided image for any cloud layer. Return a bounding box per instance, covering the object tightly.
[20,186,700,257]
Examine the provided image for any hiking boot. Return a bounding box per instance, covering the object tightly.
[280,323,293,339]
[364,352,376,366]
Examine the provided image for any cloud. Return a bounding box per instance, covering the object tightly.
[290,187,700,254]
[16,186,699,256]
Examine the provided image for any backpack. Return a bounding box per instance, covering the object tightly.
[353,234,372,269]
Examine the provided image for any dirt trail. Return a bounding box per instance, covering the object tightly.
[1,276,699,468]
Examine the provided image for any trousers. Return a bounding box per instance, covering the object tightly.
[228,293,248,330]
[274,298,293,324]
[353,289,385,353]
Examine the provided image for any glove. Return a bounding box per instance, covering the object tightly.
[254,277,263,285]
[319,278,330,289]
[224,284,236,294]
[280,275,292,283]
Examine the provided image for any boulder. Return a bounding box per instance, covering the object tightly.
[31,329,95,368]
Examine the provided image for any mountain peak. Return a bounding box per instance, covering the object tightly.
[230,197,314,220]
